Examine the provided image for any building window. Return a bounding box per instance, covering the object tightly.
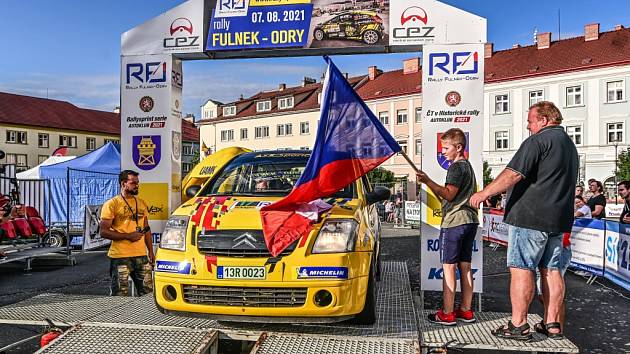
[104,138,119,145]
[59,135,77,148]
[607,122,624,144]
[566,85,583,107]
[182,145,194,156]
[38,133,49,148]
[6,153,27,167]
[220,129,234,142]
[415,139,422,155]
[278,96,294,110]
[86,137,96,151]
[529,90,544,106]
[240,128,248,140]
[495,94,509,113]
[415,107,422,123]
[276,123,292,137]
[396,109,407,124]
[607,80,625,103]
[378,111,389,125]
[182,162,193,174]
[6,130,27,144]
[397,140,408,154]
[566,126,582,146]
[38,155,48,164]
[223,106,236,116]
[495,131,509,150]
[256,100,271,112]
[300,122,309,135]
[255,126,270,139]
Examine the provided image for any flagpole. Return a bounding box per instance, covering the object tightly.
[399,150,419,174]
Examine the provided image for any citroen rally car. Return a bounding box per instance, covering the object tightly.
[154,147,390,324]
[313,11,385,45]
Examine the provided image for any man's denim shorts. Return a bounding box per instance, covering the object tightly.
[507,225,563,271]
[536,246,572,294]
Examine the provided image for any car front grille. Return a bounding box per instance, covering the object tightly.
[197,230,296,258]
[182,285,307,307]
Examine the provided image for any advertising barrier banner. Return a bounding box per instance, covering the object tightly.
[404,201,421,224]
[482,212,508,245]
[570,218,606,276]
[604,221,630,291]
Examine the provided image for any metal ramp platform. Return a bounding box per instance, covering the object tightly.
[418,310,580,353]
[34,324,218,354]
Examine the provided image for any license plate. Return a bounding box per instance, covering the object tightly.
[217,266,266,280]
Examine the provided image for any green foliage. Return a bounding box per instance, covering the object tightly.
[190,148,201,166]
[483,160,494,186]
[616,148,630,182]
[367,167,395,185]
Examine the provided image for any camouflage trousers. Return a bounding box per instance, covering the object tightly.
[109,256,153,296]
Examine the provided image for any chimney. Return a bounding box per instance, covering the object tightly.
[278,83,286,91]
[403,58,420,74]
[585,23,600,41]
[301,76,316,86]
[368,65,379,80]
[113,106,120,114]
[239,94,244,100]
[616,24,625,31]
[537,32,551,49]
[512,44,521,49]
[484,43,493,58]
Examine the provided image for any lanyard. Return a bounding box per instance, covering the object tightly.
[120,194,138,226]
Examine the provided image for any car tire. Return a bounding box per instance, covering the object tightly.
[362,30,380,45]
[350,263,377,325]
[44,230,66,248]
[314,29,325,41]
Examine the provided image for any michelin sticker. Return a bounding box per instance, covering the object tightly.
[297,266,348,279]
[155,261,191,274]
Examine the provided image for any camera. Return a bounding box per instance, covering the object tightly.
[136,226,151,233]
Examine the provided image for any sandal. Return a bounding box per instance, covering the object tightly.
[534,320,547,335]
[491,321,533,341]
[544,322,565,340]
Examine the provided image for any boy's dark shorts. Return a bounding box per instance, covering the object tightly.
[439,223,478,264]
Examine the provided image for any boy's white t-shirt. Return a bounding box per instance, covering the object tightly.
[576,205,592,218]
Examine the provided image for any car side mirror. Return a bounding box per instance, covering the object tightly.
[185,185,201,199]
[366,186,391,205]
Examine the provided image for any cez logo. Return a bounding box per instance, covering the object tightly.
[428,267,478,280]
[392,6,435,40]
[126,62,167,84]
[429,52,479,76]
[164,18,199,49]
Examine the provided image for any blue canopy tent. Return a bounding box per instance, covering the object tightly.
[40,142,121,225]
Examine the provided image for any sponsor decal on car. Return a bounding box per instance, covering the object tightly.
[296,266,349,279]
[156,261,191,274]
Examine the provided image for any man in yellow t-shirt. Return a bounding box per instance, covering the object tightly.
[100,170,154,296]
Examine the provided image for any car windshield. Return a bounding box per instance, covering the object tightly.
[199,152,356,198]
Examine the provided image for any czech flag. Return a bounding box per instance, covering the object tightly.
[261,56,401,257]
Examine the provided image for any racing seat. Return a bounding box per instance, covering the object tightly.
[0,221,17,240]
[25,206,47,235]
[12,218,34,238]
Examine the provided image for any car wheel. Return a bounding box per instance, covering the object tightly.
[350,262,377,325]
[314,29,325,41]
[44,231,66,247]
[362,30,380,45]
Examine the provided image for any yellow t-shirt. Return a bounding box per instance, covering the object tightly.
[101,195,149,258]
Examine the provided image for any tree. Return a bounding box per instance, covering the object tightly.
[483,160,494,187]
[367,167,394,185]
[616,148,630,182]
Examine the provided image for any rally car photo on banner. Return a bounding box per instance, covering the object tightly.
[154,149,389,324]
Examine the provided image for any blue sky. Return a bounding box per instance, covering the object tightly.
[0,0,629,117]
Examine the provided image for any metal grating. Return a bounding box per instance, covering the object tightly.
[183,285,307,307]
[250,333,418,354]
[35,324,218,354]
[0,293,136,325]
[419,310,580,353]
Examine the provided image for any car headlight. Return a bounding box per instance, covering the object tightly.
[312,219,359,254]
[159,216,189,251]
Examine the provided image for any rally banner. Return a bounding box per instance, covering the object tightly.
[420,43,484,292]
[604,221,630,291]
[206,0,389,51]
[570,218,606,276]
[404,201,421,224]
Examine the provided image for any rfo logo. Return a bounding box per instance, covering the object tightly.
[215,0,249,17]
[429,51,479,76]
[164,17,199,50]
[393,6,435,40]
[126,62,167,85]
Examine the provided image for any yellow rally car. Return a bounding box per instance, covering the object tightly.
[154,148,391,324]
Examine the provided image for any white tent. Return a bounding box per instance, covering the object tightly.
[16,156,76,180]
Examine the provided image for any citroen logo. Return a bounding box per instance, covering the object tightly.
[232,233,257,249]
